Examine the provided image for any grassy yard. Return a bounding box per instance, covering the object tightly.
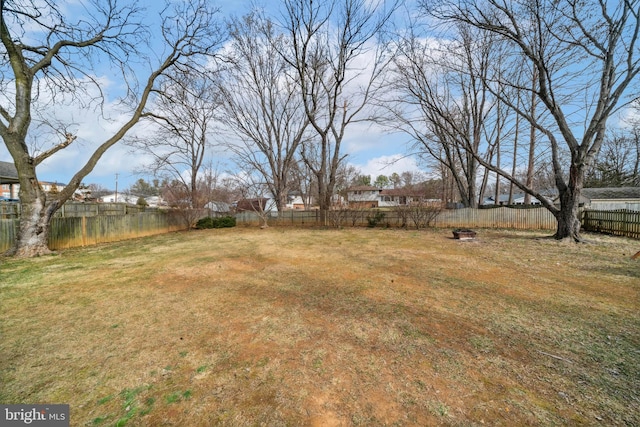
[1,227,638,426]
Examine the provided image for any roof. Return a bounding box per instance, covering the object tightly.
[205,201,231,212]
[381,187,430,197]
[582,187,640,200]
[0,161,19,184]
[347,185,380,192]
[236,198,270,212]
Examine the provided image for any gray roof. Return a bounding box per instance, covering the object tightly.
[582,187,640,200]
[0,161,19,183]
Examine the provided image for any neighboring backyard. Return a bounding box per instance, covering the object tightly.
[1,227,638,426]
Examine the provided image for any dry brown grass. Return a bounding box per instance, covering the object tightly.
[1,227,639,426]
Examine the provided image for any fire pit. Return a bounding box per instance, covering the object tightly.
[452,228,477,240]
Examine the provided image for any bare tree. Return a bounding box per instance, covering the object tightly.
[161,179,206,229]
[389,24,498,207]
[585,130,640,187]
[233,173,273,228]
[220,11,309,213]
[129,66,222,209]
[0,0,225,256]
[288,159,317,210]
[279,0,399,224]
[425,0,640,241]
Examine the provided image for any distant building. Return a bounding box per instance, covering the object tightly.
[235,197,277,213]
[1,161,68,200]
[205,201,231,214]
[0,161,19,199]
[100,193,141,204]
[581,187,640,211]
[482,193,544,206]
[346,185,440,208]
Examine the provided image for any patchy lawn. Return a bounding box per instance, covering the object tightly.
[1,227,638,426]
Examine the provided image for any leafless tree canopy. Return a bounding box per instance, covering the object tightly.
[404,0,640,240]
[279,0,400,223]
[220,11,310,213]
[0,0,225,256]
[129,67,223,209]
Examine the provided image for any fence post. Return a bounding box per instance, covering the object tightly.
[624,209,629,235]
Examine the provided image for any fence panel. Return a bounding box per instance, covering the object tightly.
[1,210,186,253]
[582,209,640,239]
[0,202,20,219]
[431,207,558,230]
[4,206,638,253]
[0,218,19,252]
[235,207,559,230]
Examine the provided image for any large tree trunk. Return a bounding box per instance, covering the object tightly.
[554,196,582,241]
[554,165,584,241]
[13,201,55,257]
[10,178,60,257]
[317,183,330,226]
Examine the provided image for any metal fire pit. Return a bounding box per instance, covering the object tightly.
[452,228,477,240]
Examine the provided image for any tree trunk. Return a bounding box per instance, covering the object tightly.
[554,166,584,241]
[524,69,537,205]
[10,188,59,257]
[317,186,330,226]
[554,197,582,241]
[13,204,53,257]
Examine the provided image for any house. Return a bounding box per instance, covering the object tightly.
[145,196,166,208]
[346,185,383,208]
[581,187,640,211]
[380,187,439,207]
[100,193,141,204]
[205,200,231,214]
[0,161,19,199]
[286,195,315,210]
[482,193,544,206]
[1,161,69,200]
[39,181,67,193]
[346,185,440,208]
[235,197,277,213]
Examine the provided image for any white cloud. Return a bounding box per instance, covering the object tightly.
[350,153,424,179]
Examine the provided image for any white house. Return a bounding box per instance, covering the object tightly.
[205,200,231,214]
[286,195,315,210]
[346,185,440,208]
[482,193,545,206]
[346,185,384,208]
[100,193,141,204]
[581,187,640,211]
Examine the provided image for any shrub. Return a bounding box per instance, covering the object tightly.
[196,217,215,229]
[196,216,236,229]
[366,210,386,228]
[217,216,236,228]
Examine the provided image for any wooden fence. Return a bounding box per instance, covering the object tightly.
[0,202,186,253]
[0,201,146,219]
[582,209,640,239]
[238,207,640,239]
[236,206,559,230]
[3,204,637,253]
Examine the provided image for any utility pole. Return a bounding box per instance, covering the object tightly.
[115,173,119,203]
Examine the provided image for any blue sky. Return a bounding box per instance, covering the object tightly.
[3,0,638,194]
[0,0,424,192]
